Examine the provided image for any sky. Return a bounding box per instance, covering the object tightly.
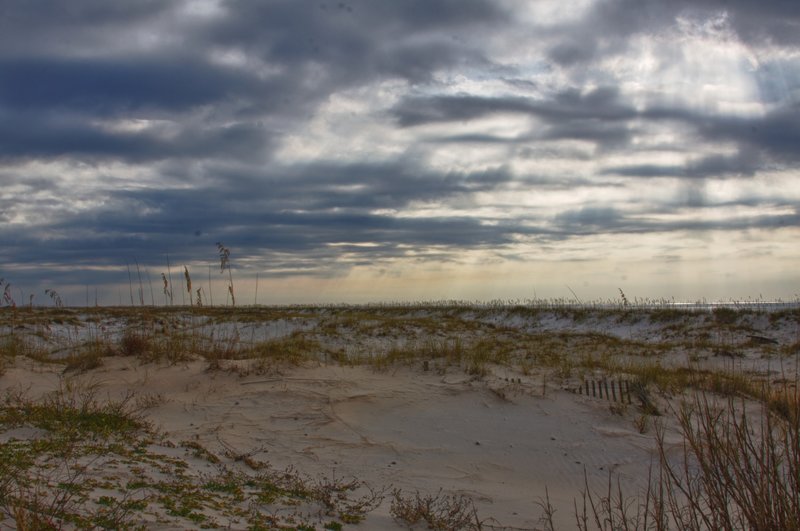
[1,0,799,306]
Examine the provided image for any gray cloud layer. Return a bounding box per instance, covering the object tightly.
[1,0,799,296]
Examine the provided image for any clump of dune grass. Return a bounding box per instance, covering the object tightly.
[118,327,151,357]
[251,331,319,362]
[364,336,518,377]
[0,332,50,365]
[364,338,465,371]
[223,331,321,373]
[113,317,213,364]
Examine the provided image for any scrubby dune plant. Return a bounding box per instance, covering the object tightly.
[390,489,487,530]
[577,384,800,531]
[659,393,799,530]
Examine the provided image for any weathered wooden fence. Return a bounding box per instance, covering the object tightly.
[574,378,633,404]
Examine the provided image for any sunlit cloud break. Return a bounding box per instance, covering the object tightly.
[1,0,799,305]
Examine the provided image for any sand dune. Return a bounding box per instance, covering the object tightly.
[1,305,796,528]
[2,356,655,528]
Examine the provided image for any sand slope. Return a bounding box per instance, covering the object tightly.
[2,356,659,529]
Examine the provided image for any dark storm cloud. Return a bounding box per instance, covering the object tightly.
[395,87,799,176]
[698,106,800,163]
[0,160,520,278]
[206,0,503,64]
[391,95,533,126]
[546,0,800,67]
[641,102,800,163]
[392,87,635,127]
[552,202,800,239]
[0,109,273,162]
[541,121,632,150]
[0,1,169,55]
[0,0,508,164]
[0,0,166,30]
[0,56,264,114]
[391,87,640,151]
[609,102,800,178]
[194,0,507,109]
[209,161,513,211]
[698,0,800,46]
[554,207,626,232]
[602,150,761,179]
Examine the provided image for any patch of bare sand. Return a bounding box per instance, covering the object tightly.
[1,358,659,529]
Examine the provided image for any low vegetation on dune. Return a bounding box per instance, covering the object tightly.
[0,381,388,529]
[1,301,799,529]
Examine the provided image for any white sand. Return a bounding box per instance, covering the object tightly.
[3,356,659,529]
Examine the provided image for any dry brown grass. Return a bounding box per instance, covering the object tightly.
[390,489,488,530]
[575,383,800,530]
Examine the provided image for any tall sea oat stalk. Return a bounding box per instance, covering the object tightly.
[44,289,63,308]
[184,266,193,308]
[0,279,16,308]
[126,264,135,306]
[207,265,213,306]
[166,255,175,306]
[619,288,629,307]
[146,269,155,306]
[134,259,144,306]
[217,242,235,307]
[160,273,173,306]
